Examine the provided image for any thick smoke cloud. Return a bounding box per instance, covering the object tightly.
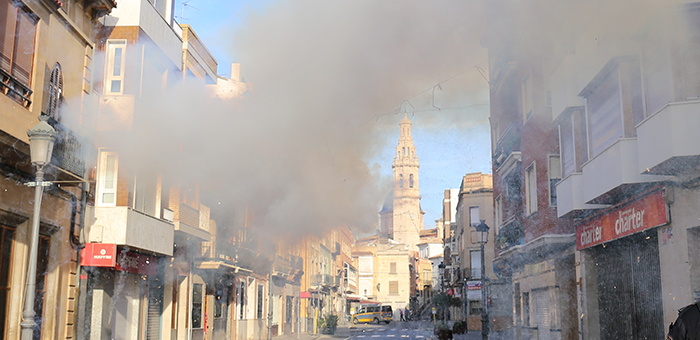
[116,0,490,238]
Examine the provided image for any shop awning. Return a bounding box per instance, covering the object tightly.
[300,291,311,298]
[197,260,253,275]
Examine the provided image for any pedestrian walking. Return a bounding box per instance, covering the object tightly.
[668,302,700,340]
[399,308,404,321]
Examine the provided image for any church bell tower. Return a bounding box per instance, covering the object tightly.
[392,114,423,250]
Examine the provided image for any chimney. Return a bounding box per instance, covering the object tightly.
[231,63,241,83]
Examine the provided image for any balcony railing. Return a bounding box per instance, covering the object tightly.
[0,67,32,108]
[496,217,523,252]
[313,274,336,287]
[493,123,521,169]
[48,118,86,179]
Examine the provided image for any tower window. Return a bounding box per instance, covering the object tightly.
[399,174,404,188]
[409,174,414,188]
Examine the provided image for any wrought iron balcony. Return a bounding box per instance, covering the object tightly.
[495,217,524,252]
[48,118,86,180]
[493,123,521,170]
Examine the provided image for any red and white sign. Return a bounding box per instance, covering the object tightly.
[80,244,157,275]
[80,243,117,267]
[576,190,668,250]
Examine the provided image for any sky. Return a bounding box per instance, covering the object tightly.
[171,0,492,232]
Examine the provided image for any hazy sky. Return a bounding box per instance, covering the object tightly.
[173,0,492,230]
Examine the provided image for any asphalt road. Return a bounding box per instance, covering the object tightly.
[341,321,482,340]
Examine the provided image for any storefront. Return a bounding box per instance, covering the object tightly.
[577,188,668,340]
[81,244,165,340]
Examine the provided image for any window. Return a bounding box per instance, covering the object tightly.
[469,300,482,315]
[525,162,537,215]
[523,292,530,326]
[0,225,15,337]
[469,206,480,226]
[238,280,245,319]
[192,283,203,328]
[399,174,404,189]
[390,262,397,274]
[522,71,533,121]
[586,68,622,157]
[559,109,588,176]
[257,284,264,319]
[46,63,63,121]
[0,0,37,87]
[97,151,118,206]
[548,155,561,206]
[409,174,414,188]
[389,281,399,295]
[495,196,502,229]
[105,40,126,95]
[470,250,481,279]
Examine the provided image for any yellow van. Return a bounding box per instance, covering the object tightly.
[353,305,381,324]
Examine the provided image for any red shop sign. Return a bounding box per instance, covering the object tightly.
[576,190,668,250]
[80,243,117,267]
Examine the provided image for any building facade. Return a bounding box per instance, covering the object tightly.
[0,0,115,339]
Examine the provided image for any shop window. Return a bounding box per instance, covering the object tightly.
[146,262,164,340]
[214,284,223,318]
[0,0,37,106]
[97,150,118,206]
[389,281,399,295]
[257,284,264,319]
[105,40,126,95]
[525,162,537,215]
[548,155,561,207]
[470,300,482,315]
[192,283,203,329]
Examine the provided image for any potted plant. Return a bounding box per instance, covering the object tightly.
[319,314,338,334]
[452,320,467,334]
[434,322,453,340]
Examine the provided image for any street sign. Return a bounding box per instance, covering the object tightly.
[350,308,355,315]
[432,307,436,314]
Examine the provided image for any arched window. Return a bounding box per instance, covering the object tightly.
[402,147,406,157]
[409,174,414,188]
[399,174,404,188]
[47,62,63,121]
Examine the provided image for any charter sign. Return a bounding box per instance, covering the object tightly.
[576,190,668,250]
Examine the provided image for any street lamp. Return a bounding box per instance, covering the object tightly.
[21,115,56,340]
[474,220,490,340]
[438,262,445,292]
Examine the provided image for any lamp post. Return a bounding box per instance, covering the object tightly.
[474,220,490,340]
[438,262,445,292]
[21,115,56,340]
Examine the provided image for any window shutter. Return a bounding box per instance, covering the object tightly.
[0,0,16,71]
[12,7,36,86]
[47,63,63,121]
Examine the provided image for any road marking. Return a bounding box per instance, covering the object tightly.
[372,335,381,338]
[416,336,425,338]
[387,335,395,337]
[357,336,366,338]
[401,335,409,338]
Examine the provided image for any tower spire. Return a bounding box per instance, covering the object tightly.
[391,114,422,251]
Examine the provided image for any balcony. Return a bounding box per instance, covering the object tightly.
[494,123,521,175]
[180,24,218,84]
[314,274,336,287]
[103,0,183,69]
[495,217,523,252]
[172,203,210,241]
[582,138,669,204]
[637,100,700,175]
[50,122,86,180]
[556,173,609,218]
[88,206,174,256]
